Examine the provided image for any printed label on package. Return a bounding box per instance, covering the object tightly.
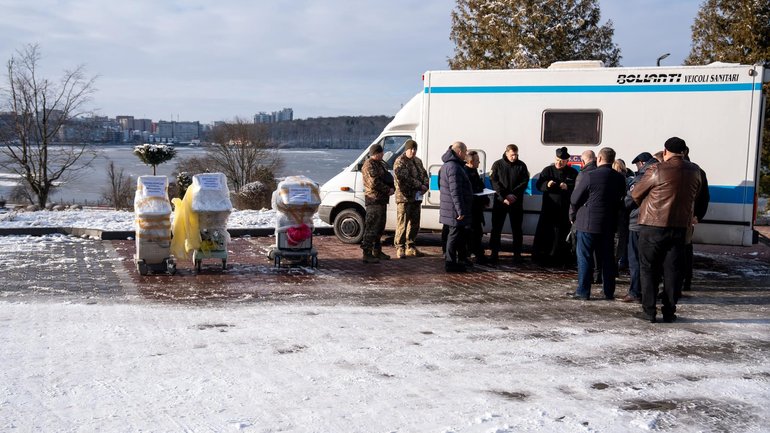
[198,175,222,190]
[288,187,312,204]
[141,178,166,197]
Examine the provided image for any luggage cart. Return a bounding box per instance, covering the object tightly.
[193,211,230,272]
[268,226,318,268]
[133,176,176,275]
[189,173,232,272]
[268,176,321,268]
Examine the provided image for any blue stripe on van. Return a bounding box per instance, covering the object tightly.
[429,175,754,205]
[425,83,761,94]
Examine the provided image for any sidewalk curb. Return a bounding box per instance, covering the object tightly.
[0,227,335,240]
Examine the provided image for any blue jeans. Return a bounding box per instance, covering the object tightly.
[627,230,641,299]
[576,231,616,299]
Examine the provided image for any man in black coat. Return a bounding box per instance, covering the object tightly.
[532,147,578,266]
[439,141,473,272]
[465,150,489,264]
[568,147,627,300]
[489,144,530,263]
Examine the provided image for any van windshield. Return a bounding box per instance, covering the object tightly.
[354,135,412,171]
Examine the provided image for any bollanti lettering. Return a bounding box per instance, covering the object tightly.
[617,73,681,84]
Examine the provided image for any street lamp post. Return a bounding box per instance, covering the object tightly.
[657,53,671,67]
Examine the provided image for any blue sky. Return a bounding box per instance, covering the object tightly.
[0,0,704,124]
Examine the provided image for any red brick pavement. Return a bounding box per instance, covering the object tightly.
[113,230,770,323]
[115,233,578,306]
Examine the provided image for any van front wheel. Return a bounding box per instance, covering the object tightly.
[333,208,364,244]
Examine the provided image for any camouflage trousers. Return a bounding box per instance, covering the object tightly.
[361,204,387,251]
[394,201,421,249]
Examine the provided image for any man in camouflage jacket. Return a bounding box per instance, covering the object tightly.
[393,139,429,258]
[361,144,395,263]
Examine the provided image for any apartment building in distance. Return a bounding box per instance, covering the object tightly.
[156,120,201,144]
[254,107,293,124]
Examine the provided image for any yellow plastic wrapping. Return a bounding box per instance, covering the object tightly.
[170,191,201,260]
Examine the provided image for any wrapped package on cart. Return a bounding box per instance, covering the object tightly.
[134,175,175,275]
[171,172,232,272]
[269,176,321,268]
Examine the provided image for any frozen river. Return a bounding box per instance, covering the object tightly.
[0,146,362,204]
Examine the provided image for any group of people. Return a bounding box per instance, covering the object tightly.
[360,136,710,323]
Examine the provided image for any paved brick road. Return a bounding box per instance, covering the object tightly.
[3,231,769,325]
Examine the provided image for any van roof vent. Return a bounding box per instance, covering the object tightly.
[548,60,605,69]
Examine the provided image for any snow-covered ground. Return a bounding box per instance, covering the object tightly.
[3,299,769,432]
[0,208,329,231]
[1,211,769,432]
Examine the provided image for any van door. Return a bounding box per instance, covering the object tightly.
[425,147,488,206]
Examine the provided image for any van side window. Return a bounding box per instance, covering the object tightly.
[354,135,412,171]
[541,110,602,145]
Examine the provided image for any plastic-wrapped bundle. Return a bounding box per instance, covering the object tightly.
[134,176,172,267]
[272,176,321,232]
[190,173,233,212]
[134,176,172,216]
[134,176,172,244]
[171,173,232,260]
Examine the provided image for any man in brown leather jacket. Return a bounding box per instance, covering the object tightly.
[631,137,709,323]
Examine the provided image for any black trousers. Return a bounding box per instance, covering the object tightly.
[682,243,694,293]
[638,225,687,318]
[490,202,523,255]
[444,224,468,264]
[468,205,485,257]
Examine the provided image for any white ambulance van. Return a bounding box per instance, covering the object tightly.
[318,61,769,246]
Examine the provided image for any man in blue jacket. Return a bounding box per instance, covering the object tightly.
[568,147,627,300]
[439,141,473,272]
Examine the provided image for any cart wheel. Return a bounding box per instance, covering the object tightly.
[166,259,176,275]
[222,259,227,270]
[268,250,274,260]
[137,260,149,276]
[195,259,202,273]
[311,255,318,268]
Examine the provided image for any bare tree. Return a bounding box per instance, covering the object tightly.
[102,160,133,210]
[0,43,98,207]
[207,117,282,192]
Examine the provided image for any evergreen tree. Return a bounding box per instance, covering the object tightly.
[449,0,621,70]
[685,0,770,195]
[134,143,176,175]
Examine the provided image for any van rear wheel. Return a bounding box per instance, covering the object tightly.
[333,208,364,244]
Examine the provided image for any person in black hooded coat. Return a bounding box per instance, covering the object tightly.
[439,141,473,272]
[532,147,578,265]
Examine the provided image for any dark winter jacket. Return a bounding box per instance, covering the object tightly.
[490,154,529,207]
[625,159,658,231]
[568,161,597,222]
[571,164,627,234]
[465,165,490,213]
[439,147,473,227]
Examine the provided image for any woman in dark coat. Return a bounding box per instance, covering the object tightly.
[532,147,579,265]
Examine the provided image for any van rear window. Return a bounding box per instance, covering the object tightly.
[542,110,602,145]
